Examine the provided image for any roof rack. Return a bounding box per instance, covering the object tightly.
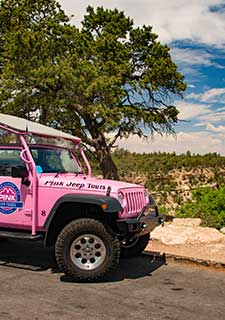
[0,113,80,142]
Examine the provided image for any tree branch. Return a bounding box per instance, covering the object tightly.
[108,127,125,149]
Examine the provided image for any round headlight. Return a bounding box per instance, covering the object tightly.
[118,192,124,203]
[144,190,148,198]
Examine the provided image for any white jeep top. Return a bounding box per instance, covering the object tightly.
[0,113,80,142]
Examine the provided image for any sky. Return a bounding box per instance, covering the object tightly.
[59,0,225,155]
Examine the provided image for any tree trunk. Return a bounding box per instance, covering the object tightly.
[94,134,119,180]
[39,106,49,124]
[79,114,120,180]
[97,148,119,180]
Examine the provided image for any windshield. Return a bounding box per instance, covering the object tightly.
[30,147,83,174]
[25,133,77,149]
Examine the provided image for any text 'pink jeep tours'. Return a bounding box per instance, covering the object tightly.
[0,113,162,280]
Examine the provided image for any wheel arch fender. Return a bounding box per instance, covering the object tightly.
[44,194,122,247]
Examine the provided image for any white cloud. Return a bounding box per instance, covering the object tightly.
[115,131,225,155]
[199,111,225,123]
[206,123,225,134]
[187,87,225,102]
[171,48,224,69]
[193,122,207,127]
[202,88,225,101]
[217,106,225,112]
[175,101,211,120]
[59,0,225,46]
[186,93,203,100]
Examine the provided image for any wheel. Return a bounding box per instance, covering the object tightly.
[120,233,150,258]
[55,218,120,281]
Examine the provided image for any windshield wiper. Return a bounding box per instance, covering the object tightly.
[54,171,84,177]
[54,171,68,177]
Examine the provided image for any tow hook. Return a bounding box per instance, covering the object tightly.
[159,216,164,226]
[142,223,148,230]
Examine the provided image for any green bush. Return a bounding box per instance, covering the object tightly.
[176,186,225,229]
[158,205,167,215]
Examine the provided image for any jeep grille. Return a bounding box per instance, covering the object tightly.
[123,191,146,216]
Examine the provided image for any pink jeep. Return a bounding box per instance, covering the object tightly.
[0,113,162,280]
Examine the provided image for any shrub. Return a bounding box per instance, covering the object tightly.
[176,186,225,229]
[158,205,167,215]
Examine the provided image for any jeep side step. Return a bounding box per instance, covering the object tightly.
[0,230,43,240]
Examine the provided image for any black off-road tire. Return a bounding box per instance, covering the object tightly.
[55,218,120,281]
[120,233,150,258]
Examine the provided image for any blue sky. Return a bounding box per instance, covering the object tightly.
[59,0,225,155]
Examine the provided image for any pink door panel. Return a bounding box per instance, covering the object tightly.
[0,149,33,228]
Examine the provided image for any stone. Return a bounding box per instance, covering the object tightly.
[187,227,225,244]
[151,223,225,246]
[220,227,225,234]
[172,218,202,227]
[151,225,189,245]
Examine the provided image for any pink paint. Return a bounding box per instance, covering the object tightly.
[0,114,163,280]
[0,120,150,233]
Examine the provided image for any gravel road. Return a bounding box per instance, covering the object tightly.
[0,239,224,320]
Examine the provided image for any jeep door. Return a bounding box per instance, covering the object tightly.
[0,148,33,227]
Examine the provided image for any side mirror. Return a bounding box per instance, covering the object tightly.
[11,166,29,178]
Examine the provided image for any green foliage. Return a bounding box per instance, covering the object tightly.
[0,1,186,178]
[0,0,73,122]
[158,205,167,215]
[176,186,225,229]
[112,149,225,189]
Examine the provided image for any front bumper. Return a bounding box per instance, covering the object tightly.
[116,204,163,240]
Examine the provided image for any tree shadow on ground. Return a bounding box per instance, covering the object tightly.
[0,239,166,283]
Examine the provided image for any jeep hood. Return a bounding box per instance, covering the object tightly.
[39,174,144,194]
